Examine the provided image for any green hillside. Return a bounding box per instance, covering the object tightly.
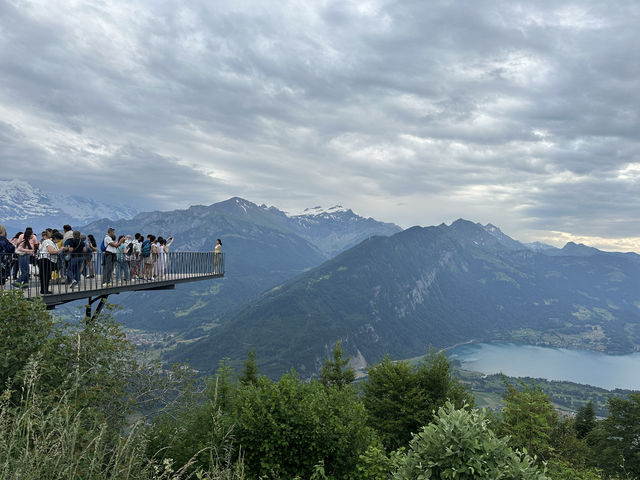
[168,220,640,376]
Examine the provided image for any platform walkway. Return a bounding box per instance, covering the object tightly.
[1,252,224,310]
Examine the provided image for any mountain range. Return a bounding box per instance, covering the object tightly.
[5,181,638,382]
[168,219,640,377]
[77,197,402,331]
[0,179,138,233]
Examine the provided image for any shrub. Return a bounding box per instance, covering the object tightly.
[394,403,547,480]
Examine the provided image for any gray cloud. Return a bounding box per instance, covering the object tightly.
[1,0,639,245]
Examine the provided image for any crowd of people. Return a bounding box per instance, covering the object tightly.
[0,224,216,295]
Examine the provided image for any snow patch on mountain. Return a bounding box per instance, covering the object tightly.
[284,205,349,218]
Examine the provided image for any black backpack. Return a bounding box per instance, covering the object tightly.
[126,242,135,256]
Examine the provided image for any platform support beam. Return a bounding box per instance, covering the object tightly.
[85,295,109,323]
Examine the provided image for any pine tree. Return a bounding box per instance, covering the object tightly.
[239,349,259,386]
[320,341,355,389]
[574,401,596,438]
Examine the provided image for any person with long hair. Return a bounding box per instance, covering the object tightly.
[116,234,131,282]
[9,232,22,280]
[14,227,38,288]
[85,234,97,278]
[37,230,61,294]
[214,238,222,274]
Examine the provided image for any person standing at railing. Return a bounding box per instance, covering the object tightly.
[141,234,156,280]
[60,225,73,283]
[37,231,61,294]
[85,234,97,279]
[162,236,174,276]
[13,227,38,288]
[214,238,222,274]
[0,224,15,287]
[154,236,173,278]
[116,235,131,282]
[130,233,142,279]
[102,227,123,287]
[63,230,86,289]
[9,232,21,281]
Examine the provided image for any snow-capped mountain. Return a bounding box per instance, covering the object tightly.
[0,179,61,220]
[0,179,138,234]
[481,223,527,250]
[282,204,402,257]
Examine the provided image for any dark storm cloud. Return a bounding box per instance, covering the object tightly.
[1,0,639,245]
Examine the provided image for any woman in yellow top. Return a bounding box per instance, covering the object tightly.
[214,238,222,274]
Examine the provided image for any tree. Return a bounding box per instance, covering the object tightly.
[588,393,640,477]
[0,290,54,388]
[547,415,602,480]
[320,341,355,389]
[238,349,259,386]
[395,402,547,480]
[362,351,473,450]
[233,372,373,479]
[501,382,557,461]
[574,401,596,439]
[146,359,238,471]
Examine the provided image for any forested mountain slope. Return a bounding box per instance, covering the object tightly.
[169,220,640,376]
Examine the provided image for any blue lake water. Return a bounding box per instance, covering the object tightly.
[447,343,640,391]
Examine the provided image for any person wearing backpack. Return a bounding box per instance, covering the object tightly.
[62,230,86,289]
[141,234,155,280]
[0,224,16,287]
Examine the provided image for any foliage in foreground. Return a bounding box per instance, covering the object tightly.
[362,350,473,450]
[0,291,244,479]
[3,291,640,479]
[395,402,547,480]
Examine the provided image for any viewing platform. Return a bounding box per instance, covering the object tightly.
[2,252,224,318]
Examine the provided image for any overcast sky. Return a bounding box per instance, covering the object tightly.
[1,0,639,251]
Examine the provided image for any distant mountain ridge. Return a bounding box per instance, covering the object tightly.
[168,219,640,377]
[274,204,402,257]
[75,197,402,332]
[0,179,138,232]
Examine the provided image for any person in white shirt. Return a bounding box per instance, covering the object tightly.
[130,233,142,279]
[102,227,124,286]
[38,231,61,294]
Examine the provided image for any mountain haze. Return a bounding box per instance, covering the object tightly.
[169,220,640,376]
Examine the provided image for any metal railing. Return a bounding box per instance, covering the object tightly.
[0,251,225,299]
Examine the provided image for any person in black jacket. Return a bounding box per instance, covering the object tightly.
[0,224,16,287]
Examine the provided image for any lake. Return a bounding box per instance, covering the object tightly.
[447,343,640,390]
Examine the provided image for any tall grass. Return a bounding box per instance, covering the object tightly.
[0,359,245,480]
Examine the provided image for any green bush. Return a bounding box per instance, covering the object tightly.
[233,372,373,479]
[395,403,547,480]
